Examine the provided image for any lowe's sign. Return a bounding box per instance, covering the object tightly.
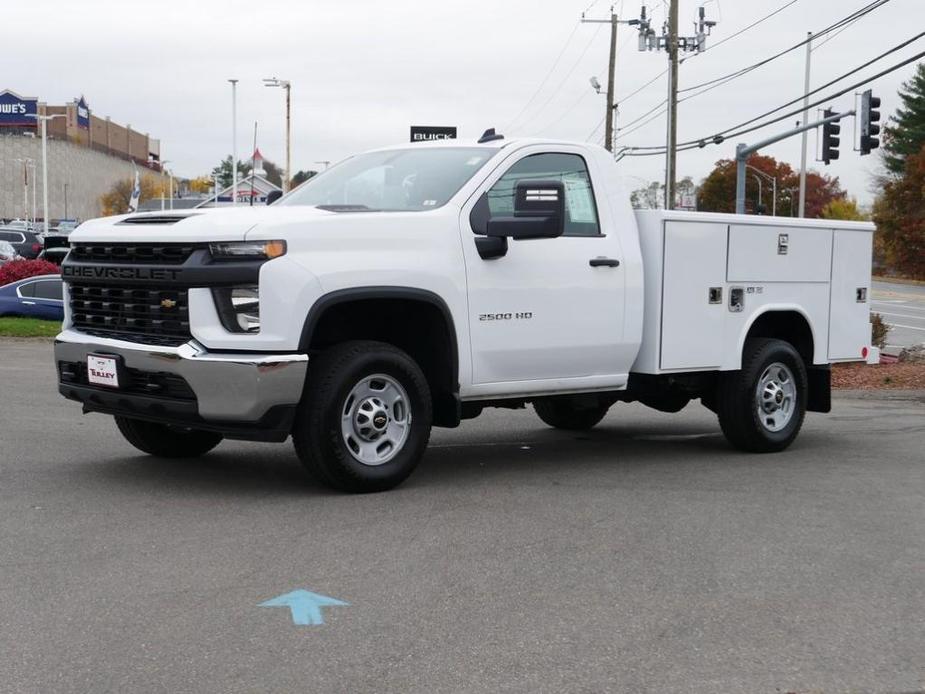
[0,89,38,127]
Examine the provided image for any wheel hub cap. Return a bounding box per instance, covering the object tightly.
[756,362,797,433]
[341,374,411,466]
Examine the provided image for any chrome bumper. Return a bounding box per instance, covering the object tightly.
[54,329,308,422]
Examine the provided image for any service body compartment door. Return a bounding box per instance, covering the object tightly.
[661,221,727,370]
[828,229,873,360]
[727,224,832,282]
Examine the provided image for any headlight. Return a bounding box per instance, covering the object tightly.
[209,240,286,261]
[213,286,260,333]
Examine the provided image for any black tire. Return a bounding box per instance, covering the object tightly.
[114,416,223,458]
[716,338,808,453]
[292,340,432,493]
[533,397,610,431]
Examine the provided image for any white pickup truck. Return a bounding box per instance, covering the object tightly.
[56,134,877,492]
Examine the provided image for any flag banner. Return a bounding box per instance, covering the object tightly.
[128,166,141,212]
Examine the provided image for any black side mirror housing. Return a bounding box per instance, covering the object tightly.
[486,180,565,240]
[266,190,283,205]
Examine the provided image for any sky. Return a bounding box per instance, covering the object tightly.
[8,0,922,206]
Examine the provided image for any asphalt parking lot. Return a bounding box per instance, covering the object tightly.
[2,340,923,694]
[873,280,925,352]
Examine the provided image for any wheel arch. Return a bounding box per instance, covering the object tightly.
[738,307,829,413]
[299,286,460,427]
[737,306,818,368]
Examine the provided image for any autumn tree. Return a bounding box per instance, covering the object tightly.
[872,143,925,279]
[188,176,214,194]
[882,62,925,176]
[697,154,845,217]
[820,197,868,221]
[99,176,168,216]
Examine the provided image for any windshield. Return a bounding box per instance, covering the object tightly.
[279,147,495,211]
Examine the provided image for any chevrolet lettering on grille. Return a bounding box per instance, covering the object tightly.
[62,266,181,281]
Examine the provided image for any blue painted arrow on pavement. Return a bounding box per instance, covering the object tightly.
[259,589,349,626]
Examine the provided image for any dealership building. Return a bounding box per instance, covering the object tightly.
[0,89,168,223]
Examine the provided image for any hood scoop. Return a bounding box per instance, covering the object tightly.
[119,214,199,225]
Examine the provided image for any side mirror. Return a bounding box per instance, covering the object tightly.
[486,180,565,240]
[266,190,283,205]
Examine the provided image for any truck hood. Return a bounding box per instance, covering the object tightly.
[69,206,338,244]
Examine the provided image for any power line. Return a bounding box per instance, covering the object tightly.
[617,0,801,111]
[516,24,605,132]
[692,0,800,55]
[614,0,898,146]
[504,22,581,131]
[620,44,925,156]
[680,29,923,110]
[678,0,892,95]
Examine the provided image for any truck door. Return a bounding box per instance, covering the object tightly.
[459,148,627,386]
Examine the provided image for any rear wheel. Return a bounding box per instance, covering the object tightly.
[292,341,432,493]
[534,397,610,431]
[716,338,807,452]
[114,416,223,458]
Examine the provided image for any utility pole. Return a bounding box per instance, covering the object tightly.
[665,0,679,209]
[605,13,618,152]
[581,12,626,152]
[264,78,292,191]
[627,3,715,209]
[229,79,239,207]
[798,32,812,218]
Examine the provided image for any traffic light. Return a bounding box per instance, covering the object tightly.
[822,108,840,165]
[860,89,881,155]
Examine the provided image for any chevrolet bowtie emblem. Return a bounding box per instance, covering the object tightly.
[160,298,177,309]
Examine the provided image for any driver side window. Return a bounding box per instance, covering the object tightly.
[487,153,600,237]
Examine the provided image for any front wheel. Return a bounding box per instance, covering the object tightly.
[292,341,433,493]
[114,416,223,458]
[716,338,808,452]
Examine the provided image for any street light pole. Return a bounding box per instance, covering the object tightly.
[160,160,171,211]
[263,78,292,192]
[29,113,66,235]
[229,79,239,207]
[798,32,812,218]
[746,164,778,216]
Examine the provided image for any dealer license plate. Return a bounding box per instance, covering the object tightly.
[87,354,119,388]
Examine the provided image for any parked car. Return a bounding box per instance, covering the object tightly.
[56,220,79,235]
[0,275,64,320]
[38,234,70,265]
[0,227,44,259]
[0,240,18,263]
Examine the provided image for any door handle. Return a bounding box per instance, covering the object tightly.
[22,300,36,305]
[589,257,620,267]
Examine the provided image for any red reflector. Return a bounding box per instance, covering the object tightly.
[861,346,869,359]
[32,243,42,253]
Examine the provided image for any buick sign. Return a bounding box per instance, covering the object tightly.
[410,125,457,142]
[0,89,38,127]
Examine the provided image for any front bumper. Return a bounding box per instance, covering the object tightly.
[55,329,308,441]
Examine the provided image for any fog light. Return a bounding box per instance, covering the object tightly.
[213,286,260,333]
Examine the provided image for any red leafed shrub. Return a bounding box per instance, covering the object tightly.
[0,259,60,287]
